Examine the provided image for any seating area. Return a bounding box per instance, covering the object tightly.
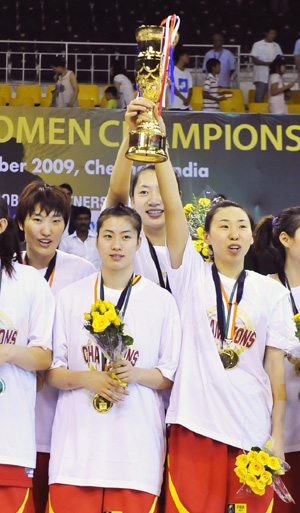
[0,0,299,52]
[0,83,109,108]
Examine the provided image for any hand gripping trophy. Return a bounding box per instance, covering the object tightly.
[126,14,180,163]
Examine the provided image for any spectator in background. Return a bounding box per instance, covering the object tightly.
[167,46,193,110]
[250,28,282,102]
[104,86,118,108]
[268,55,295,114]
[50,57,79,108]
[202,58,227,112]
[202,33,235,88]
[59,183,76,241]
[293,37,300,95]
[59,206,101,270]
[110,59,135,109]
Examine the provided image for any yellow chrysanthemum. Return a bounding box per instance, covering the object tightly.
[247,450,258,462]
[235,454,249,468]
[192,240,203,252]
[201,246,210,257]
[234,467,247,483]
[260,470,273,485]
[183,203,194,215]
[294,313,300,323]
[197,226,204,238]
[248,461,264,476]
[199,197,211,206]
[256,479,267,491]
[257,451,270,466]
[103,300,115,311]
[113,316,121,326]
[251,486,266,496]
[91,303,98,313]
[104,309,118,322]
[92,314,110,333]
[84,312,92,321]
[268,456,281,471]
[245,473,257,488]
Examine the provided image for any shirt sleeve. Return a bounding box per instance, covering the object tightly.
[154,294,181,382]
[28,273,55,351]
[266,291,300,354]
[51,290,69,369]
[203,76,211,92]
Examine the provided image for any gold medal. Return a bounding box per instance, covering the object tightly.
[220,349,239,370]
[0,378,5,396]
[93,394,113,413]
[287,355,298,365]
[294,363,300,377]
[36,372,44,392]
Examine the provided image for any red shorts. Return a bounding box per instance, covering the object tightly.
[272,451,299,513]
[0,464,34,513]
[165,424,274,513]
[27,452,50,513]
[46,484,158,513]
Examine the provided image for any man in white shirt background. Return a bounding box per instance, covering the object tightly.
[59,206,101,270]
[250,27,282,102]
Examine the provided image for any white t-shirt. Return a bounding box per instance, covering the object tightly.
[59,230,102,271]
[167,67,193,110]
[49,273,181,494]
[113,74,135,108]
[268,73,288,114]
[134,231,168,288]
[27,250,97,453]
[166,238,298,451]
[0,263,54,469]
[250,39,282,84]
[284,285,300,452]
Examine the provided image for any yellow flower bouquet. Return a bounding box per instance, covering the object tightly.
[183,195,211,261]
[84,299,133,362]
[234,440,294,503]
[294,313,300,340]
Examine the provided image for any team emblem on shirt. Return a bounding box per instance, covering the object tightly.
[207,306,257,354]
[0,311,18,345]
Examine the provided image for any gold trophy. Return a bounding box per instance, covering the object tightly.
[126,24,178,163]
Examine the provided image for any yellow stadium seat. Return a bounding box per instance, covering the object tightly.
[40,96,52,107]
[10,97,35,106]
[78,84,100,107]
[78,98,95,108]
[286,90,300,104]
[248,102,269,113]
[219,88,246,113]
[16,85,42,105]
[0,96,6,106]
[288,104,300,114]
[100,85,110,108]
[248,88,268,104]
[190,86,203,111]
[0,84,12,105]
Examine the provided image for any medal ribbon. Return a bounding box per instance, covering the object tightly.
[24,251,57,288]
[278,271,298,315]
[146,237,171,292]
[212,264,246,345]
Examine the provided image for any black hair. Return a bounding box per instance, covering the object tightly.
[130,164,181,197]
[206,58,220,74]
[105,86,118,98]
[0,197,22,277]
[254,207,300,273]
[269,55,285,75]
[204,200,255,233]
[96,202,142,239]
[173,45,188,65]
[59,183,73,194]
[73,206,91,219]
[16,182,70,228]
[110,59,127,77]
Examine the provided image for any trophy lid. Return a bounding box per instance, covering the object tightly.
[136,25,165,41]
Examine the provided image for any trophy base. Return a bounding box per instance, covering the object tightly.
[126,128,167,163]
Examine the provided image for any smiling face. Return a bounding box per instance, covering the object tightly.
[97,215,141,277]
[204,206,253,276]
[131,169,165,234]
[21,204,65,268]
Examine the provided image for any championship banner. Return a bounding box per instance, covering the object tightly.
[1,106,300,225]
